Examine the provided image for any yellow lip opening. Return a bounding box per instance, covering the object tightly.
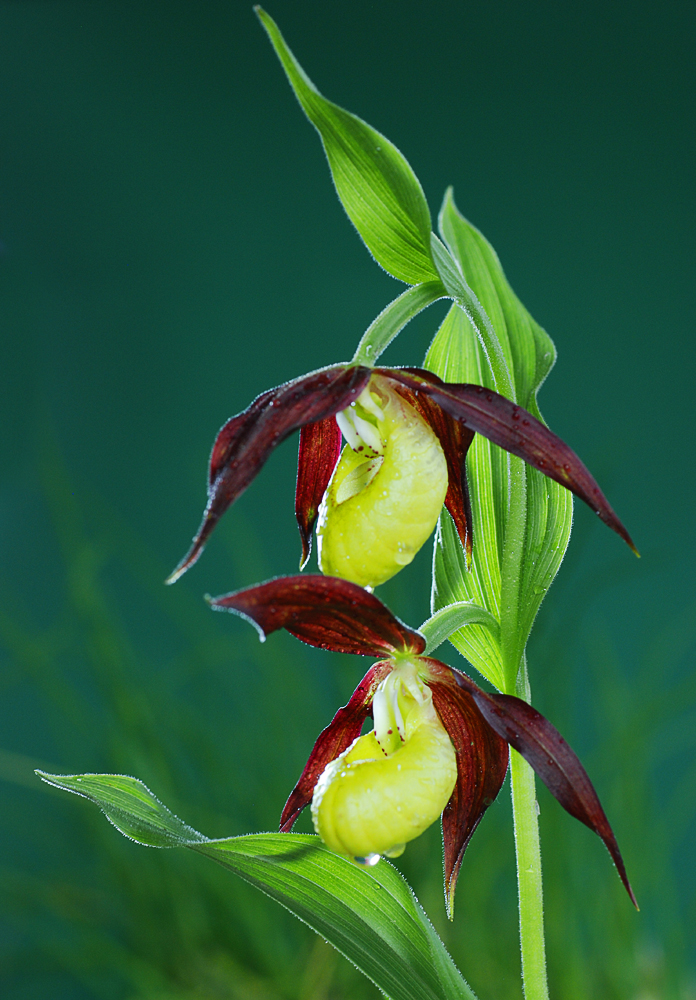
[317,379,448,589]
[312,663,457,862]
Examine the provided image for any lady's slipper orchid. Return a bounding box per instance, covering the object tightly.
[316,379,449,587]
[167,364,637,588]
[312,661,458,861]
[208,574,637,916]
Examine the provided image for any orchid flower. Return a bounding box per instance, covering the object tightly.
[208,573,637,917]
[167,365,636,589]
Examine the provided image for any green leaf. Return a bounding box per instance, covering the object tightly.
[38,771,477,1000]
[438,190,553,412]
[256,7,439,285]
[196,836,476,1000]
[426,190,573,690]
[429,233,514,400]
[37,771,208,847]
[419,602,500,656]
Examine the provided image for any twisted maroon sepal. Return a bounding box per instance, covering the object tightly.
[166,364,371,584]
[427,660,639,910]
[295,416,343,569]
[208,574,425,657]
[380,367,638,556]
[424,660,510,917]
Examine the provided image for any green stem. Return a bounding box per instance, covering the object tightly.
[418,601,500,656]
[500,466,548,1000]
[351,280,447,366]
[429,226,548,997]
[500,456,528,693]
[510,749,548,999]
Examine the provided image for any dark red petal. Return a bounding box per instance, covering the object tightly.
[295,417,342,570]
[423,659,509,918]
[166,364,371,584]
[208,574,426,657]
[280,661,393,832]
[440,666,638,908]
[387,378,475,564]
[379,368,638,555]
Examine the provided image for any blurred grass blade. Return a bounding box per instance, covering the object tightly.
[420,602,500,655]
[256,7,438,285]
[38,771,478,1000]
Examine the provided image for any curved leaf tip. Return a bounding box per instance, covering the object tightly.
[255,6,437,285]
[36,771,207,848]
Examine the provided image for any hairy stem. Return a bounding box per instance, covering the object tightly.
[509,657,549,1000]
[500,452,548,1000]
[351,280,446,366]
[500,456,528,693]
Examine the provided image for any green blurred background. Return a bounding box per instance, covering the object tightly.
[1,1,694,997]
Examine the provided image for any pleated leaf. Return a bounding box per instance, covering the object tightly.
[38,771,477,1000]
[425,190,574,688]
[256,7,438,285]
